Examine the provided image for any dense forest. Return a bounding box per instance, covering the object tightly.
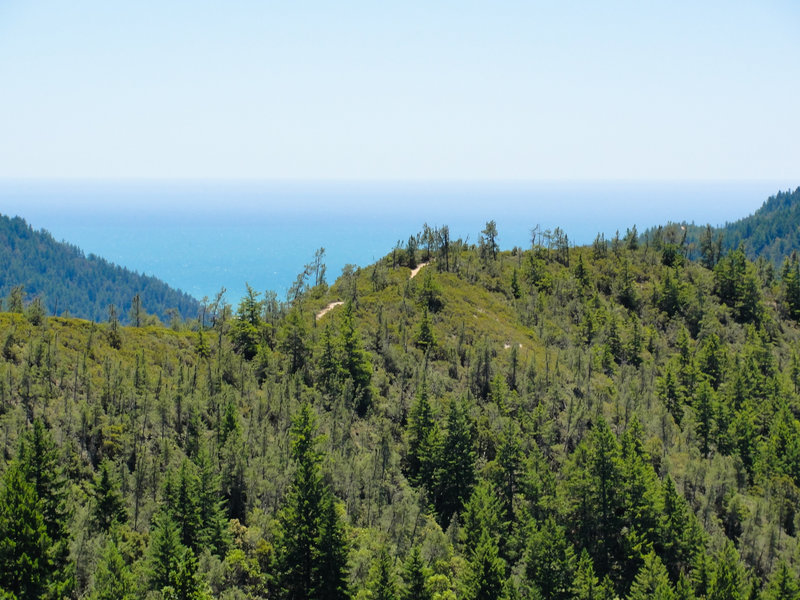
[669,187,800,267]
[3,212,800,599]
[0,213,199,324]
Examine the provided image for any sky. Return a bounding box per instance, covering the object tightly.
[0,1,798,182]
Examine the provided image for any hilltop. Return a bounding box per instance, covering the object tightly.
[0,213,200,323]
[2,218,800,598]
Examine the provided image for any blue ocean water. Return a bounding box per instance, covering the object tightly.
[0,180,792,304]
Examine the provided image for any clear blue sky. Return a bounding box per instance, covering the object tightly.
[1,1,798,181]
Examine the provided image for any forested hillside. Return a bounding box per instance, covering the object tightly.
[0,213,199,324]
[676,187,800,267]
[2,221,800,599]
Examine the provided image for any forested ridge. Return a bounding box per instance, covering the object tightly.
[0,213,200,324]
[672,187,800,267]
[3,217,800,599]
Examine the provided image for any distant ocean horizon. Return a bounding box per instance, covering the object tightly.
[1,179,795,305]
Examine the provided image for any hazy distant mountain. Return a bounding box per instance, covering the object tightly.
[0,213,199,323]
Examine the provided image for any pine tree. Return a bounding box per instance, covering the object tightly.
[433,399,475,528]
[17,418,74,598]
[92,459,127,533]
[148,510,183,593]
[708,541,746,600]
[166,547,210,600]
[275,402,350,600]
[194,445,228,555]
[405,381,437,484]
[523,517,575,600]
[627,552,676,600]
[174,460,202,551]
[340,301,372,416]
[762,560,799,600]
[0,461,51,599]
[416,308,436,351]
[459,481,502,556]
[494,419,522,538]
[369,547,397,600]
[571,549,609,600]
[401,546,430,600]
[314,494,351,600]
[89,536,135,600]
[468,530,505,600]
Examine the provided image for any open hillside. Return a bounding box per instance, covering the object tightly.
[2,222,800,598]
[0,213,200,324]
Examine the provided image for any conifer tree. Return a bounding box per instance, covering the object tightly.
[523,517,575,600]
[433,399,475,527]
[340,301,372,416]
[401,546,430,600]
[18,419,74,598]
[416,308,436,351]
[92,459,127,532]
[762,560,799,600]
[314,494,351,600]
[194,445,229,555]
[405,381,437,484]
[89,536,135,600]
[459,481,502,555]
[468,530,505,600]
[0,461,51,599]
[627,552,676,600]
[708,541,746,600]
[275,402,349,600]
[148,510,183,593]
[369,547,397,600]
[166,547,210,600]
[572,550,601,600]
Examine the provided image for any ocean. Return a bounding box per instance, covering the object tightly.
[0,180,792,304]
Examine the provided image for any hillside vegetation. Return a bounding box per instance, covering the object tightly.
[2,220,800,599]
[0,213,200,324]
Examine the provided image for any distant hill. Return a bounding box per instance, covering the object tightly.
[0,213,199,323]
[715,186,800,263]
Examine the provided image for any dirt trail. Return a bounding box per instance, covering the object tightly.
[410,261,430,279]
[317,261,430,320]
[315,301,344,320]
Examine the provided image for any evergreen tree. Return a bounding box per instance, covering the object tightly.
[627,552,676,600]
[148,510,183,593]
[275,402,349,600]
[0,461,50,599]
[317,323,343,400]
[494,419,523,537]
[433,399,475,527]
[459,481,502,556]
[405,381,437,484]
[92,459,127,532]
[340,301,372,416]
[17,419,73,598]
[708,541,746,600]
[694,379,715,457]
[88,536,135,600]
[165,547,210,600]
[369,547,397,600]
[279,308,310,374]
[194,445,229,555]
[523,517,575,600]
[762,560,799,600]
[416,308,436,351]
[468,530,505,600]
[572,549,614,600]
[401,546,430,600]
[314,494,351,600]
